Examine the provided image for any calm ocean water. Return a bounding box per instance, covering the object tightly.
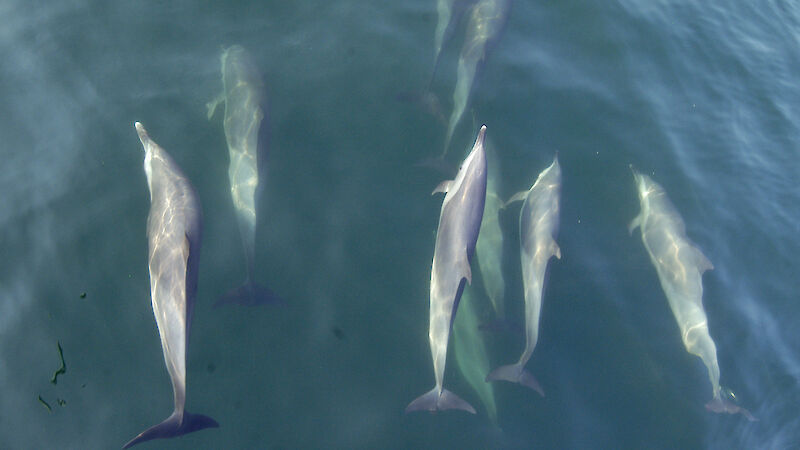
[1,1,798,448]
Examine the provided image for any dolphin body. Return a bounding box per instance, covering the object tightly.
[431,0,475,85]
[125,123,218,449]
[453,286,498,424]
[432,0,457,81]
[207,45,279,307]
[628,168,755,421]
[442,0,511,156]
[406,125,488,414]
[474,137,505,318]
[486,156,560,395]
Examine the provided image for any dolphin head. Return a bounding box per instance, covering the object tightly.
[464,125,487,179]
[134,122,150,149]
[630,165,660,203]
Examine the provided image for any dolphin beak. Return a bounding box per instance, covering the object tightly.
[134,122,150,147]
[476,125,487,147]
[629,164,639,179]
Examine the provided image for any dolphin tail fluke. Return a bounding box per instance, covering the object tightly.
[705,397,757,421]
[405,387,476,414]
[123,410,219,449]
[486,364,545,397]
[214,281,285,308]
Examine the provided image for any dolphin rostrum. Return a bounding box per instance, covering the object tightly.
[124,122,218,448]
[442,0,511,156]
[406,125,488,414]
[207,45,279,307]
[628,167,755,421]
[486,156,560,395]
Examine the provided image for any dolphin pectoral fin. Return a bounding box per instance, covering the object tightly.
[504,190,528,208]
[405,387,476,414]
[432,179,453,195]
[552,240,561,259]
[123,410,219,449]
[705,397,756,422]
[182,233,191,263]
[206,92,224,120]
[486,364,545,397]
[460,254,473,285]
[213,281,285,308]
[628,214,642,235]
[693,248,714,273]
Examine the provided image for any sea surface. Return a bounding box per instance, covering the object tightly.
[1,1,799,448]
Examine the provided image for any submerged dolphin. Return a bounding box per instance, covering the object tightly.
[628,167,755,421]
[406,125,488,414]
[453,286,498,424]
[442,0,511,156]
[432,0,457,80]
[474,137,505,318]
[207,45,279,307]
[486,156,560,395]
[125,123,218,449]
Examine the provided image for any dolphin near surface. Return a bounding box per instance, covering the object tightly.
[406,125,488,414]
[442,0,511,156]
[486,156,560,395]
[207,45,280,307]
[124,123,218,449]
[628,167,755,421]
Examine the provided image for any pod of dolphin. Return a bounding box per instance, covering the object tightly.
[124,3,754,447]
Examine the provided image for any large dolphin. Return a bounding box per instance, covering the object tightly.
[486,156,560,395]
[406,125,488,414]
[453,286,498,424]
[442,0,511,156]
[474,137,505,318]
[125,123,218,449]
[207,45,279,307]
[628,167,755,421]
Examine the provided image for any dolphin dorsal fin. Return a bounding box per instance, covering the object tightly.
[432,180,453,195]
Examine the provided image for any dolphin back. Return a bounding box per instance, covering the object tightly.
[123,410,219,449]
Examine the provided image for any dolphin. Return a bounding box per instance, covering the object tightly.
[453,286,499,424]
[628,167,755,421]
[442,0,511,156]
[207,45,279,307]
[432,0,457,80]
[486,156,559,395]
[124,123,218,449]
[474,137,505,318]
[406,125,488,414]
